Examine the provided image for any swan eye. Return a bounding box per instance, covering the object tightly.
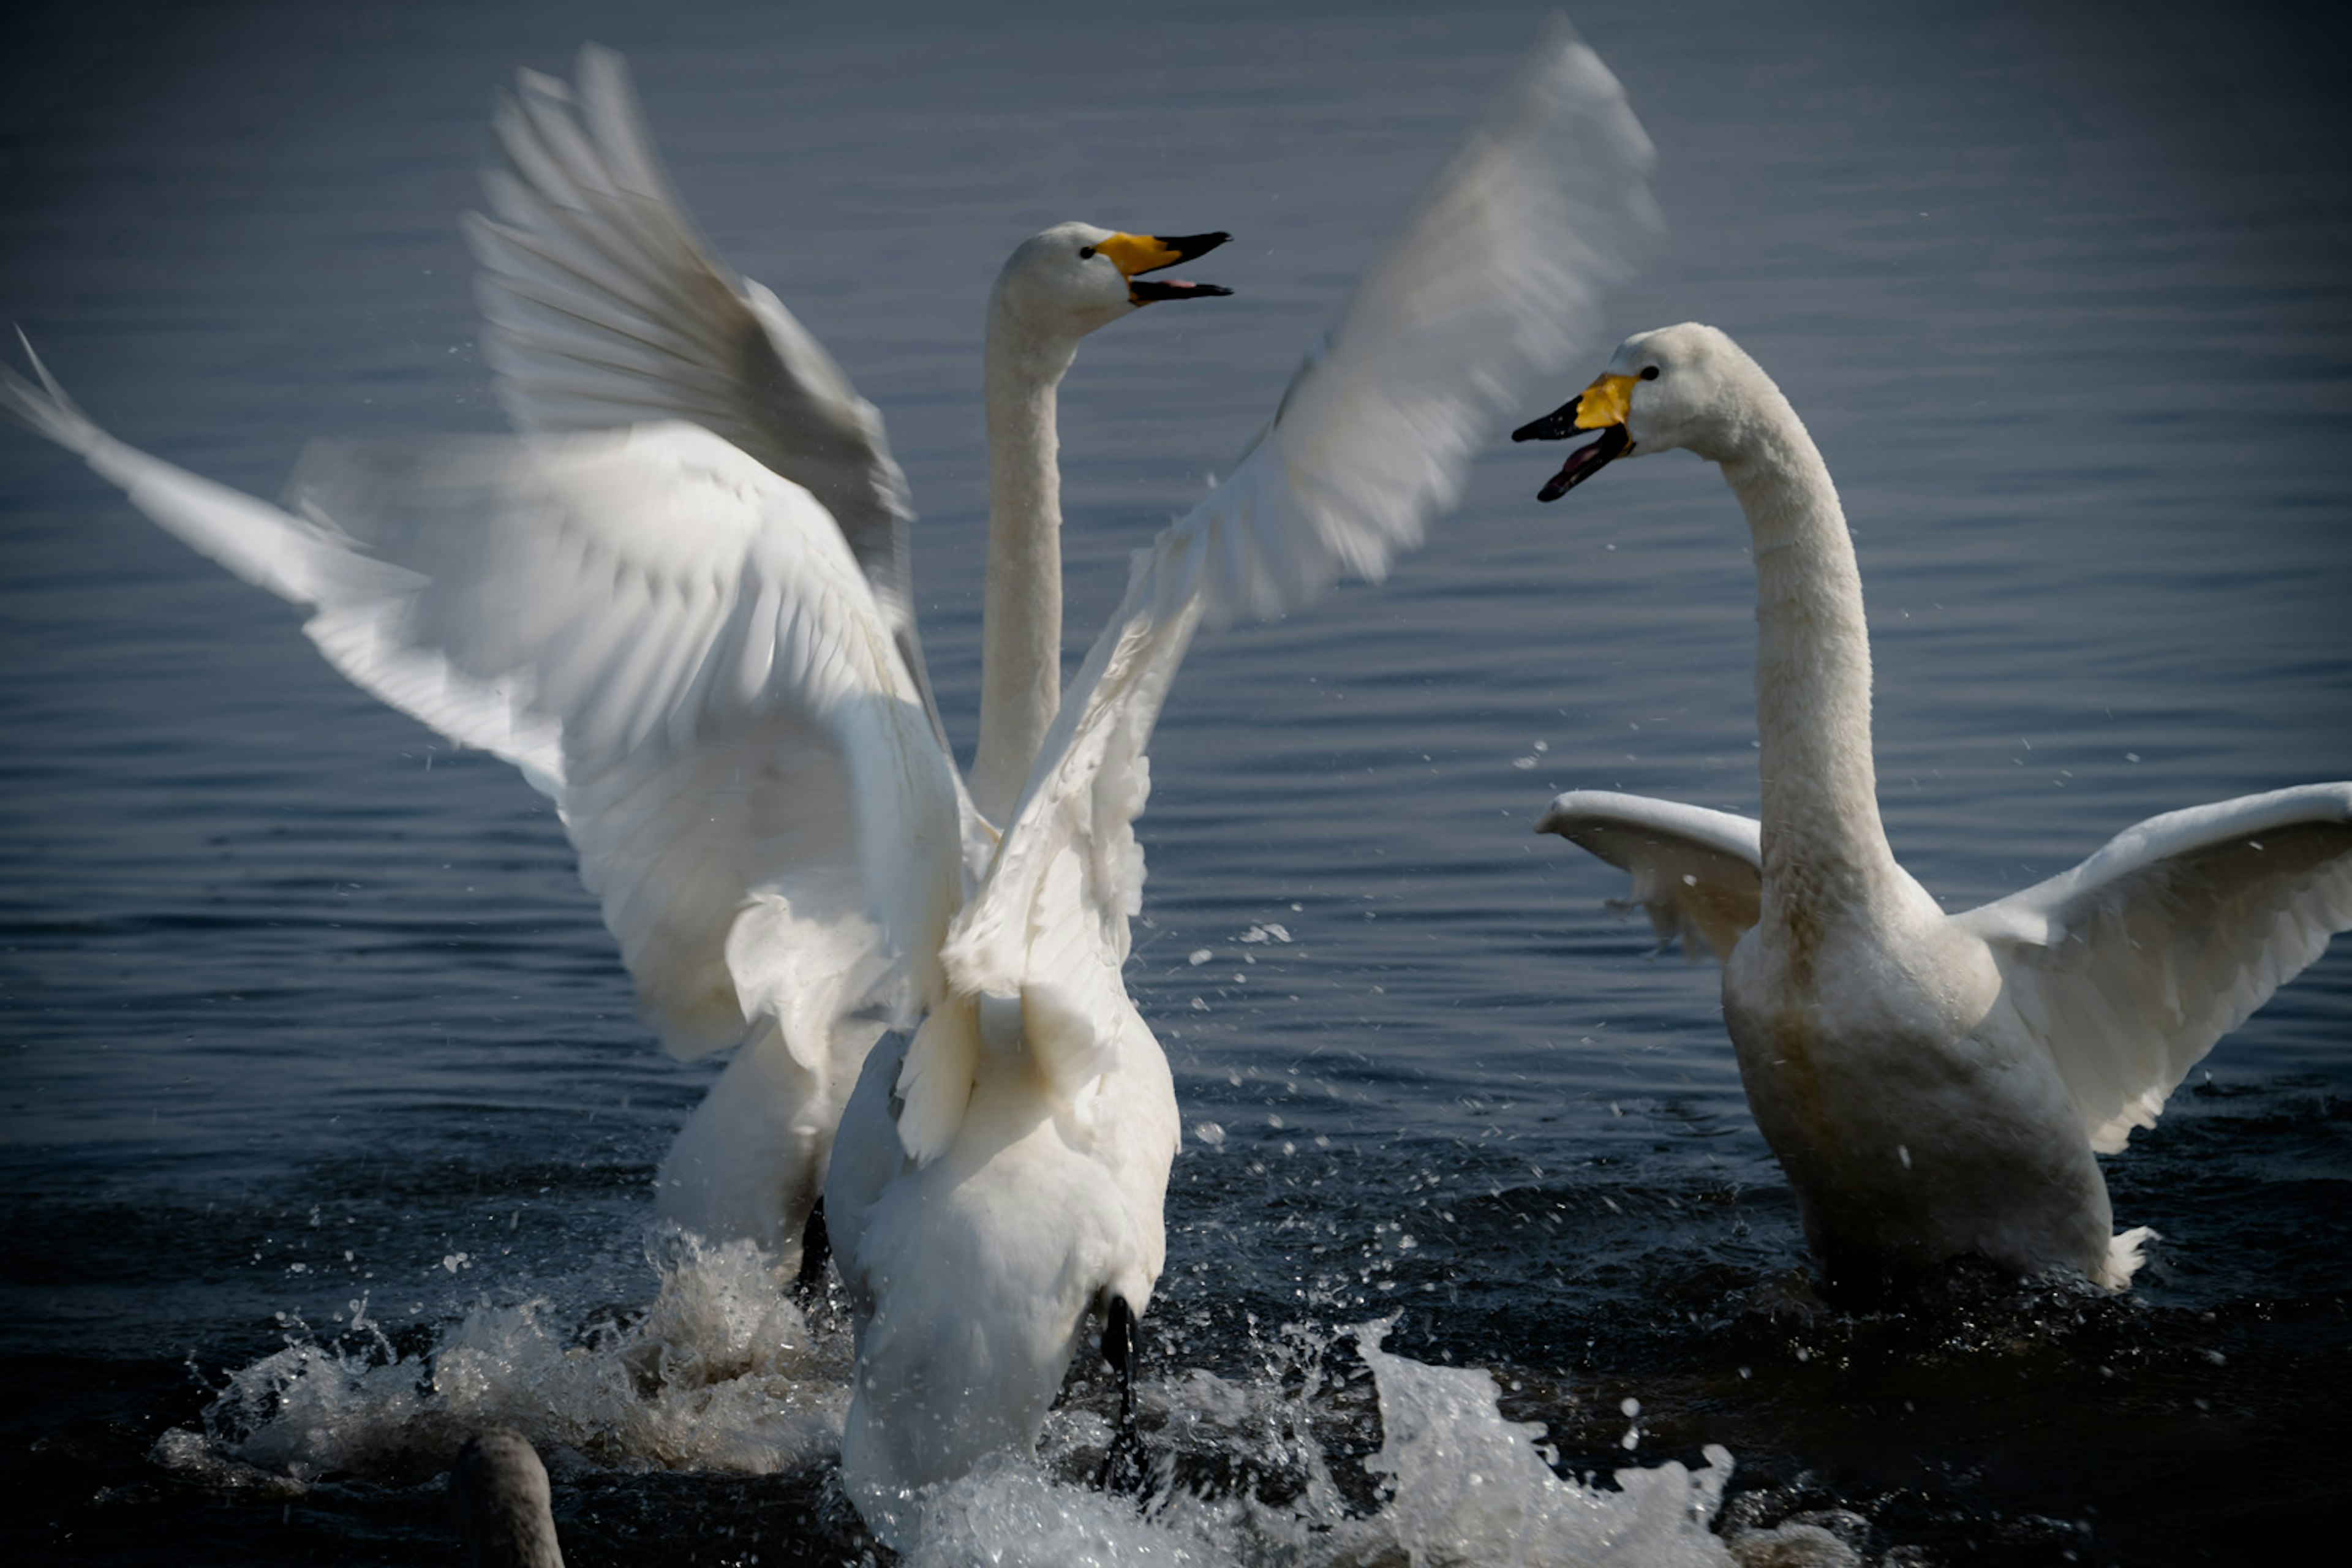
[1640,366,1659,380]
[1079,246,1096,260]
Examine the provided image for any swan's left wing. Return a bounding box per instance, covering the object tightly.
[465,47,940,736]
[1956,783,2352,1153]
[903,26,1659,1159]
[1537,790,1762,962]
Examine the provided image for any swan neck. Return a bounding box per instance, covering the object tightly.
[970,306,1079,826]
[1720,397,1896,895]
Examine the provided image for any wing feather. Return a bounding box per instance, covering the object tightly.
[1958,783,2352,1153]
[467,45,938,730]
[1188,26,1659,625]
[1536,790,1764,962]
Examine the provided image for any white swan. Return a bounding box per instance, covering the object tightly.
[812,34,1656,1541]
[1515,322,2352,1296]
[0,47,1236,1274]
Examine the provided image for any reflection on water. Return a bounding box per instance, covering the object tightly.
[2,1,2348,1563]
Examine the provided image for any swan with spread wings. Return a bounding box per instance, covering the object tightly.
[4,32,1659,1521]
[1517,323,2352,1298]
[4,47,1239,1276]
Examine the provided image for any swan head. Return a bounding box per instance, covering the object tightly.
[1513,322,1774,497]
[990,222,1231,342]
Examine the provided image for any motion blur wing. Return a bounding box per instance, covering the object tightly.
[3,354,964,1085]
[466,45,940,732]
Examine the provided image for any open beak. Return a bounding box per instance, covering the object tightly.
[1513,371,1637,502]
[1095,231,1234,304]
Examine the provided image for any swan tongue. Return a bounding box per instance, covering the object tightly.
[1536,424,1632,502]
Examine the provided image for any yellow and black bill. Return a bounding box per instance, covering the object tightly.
[1513,372,1637,502]
[1093,230,1234,303]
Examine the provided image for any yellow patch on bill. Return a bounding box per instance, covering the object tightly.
[1576,372,1638,429]
[1093,232,1183,278]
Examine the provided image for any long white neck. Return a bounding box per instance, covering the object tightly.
[968,306,1079,826]
[1716,390,1898,902]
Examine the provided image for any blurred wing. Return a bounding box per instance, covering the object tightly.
[1957,783,2352,1153]
[912,27,1659,1156]
[281,423,967,1063]
[1537,791,1763,963]
[4,350,962,1071]
[1186,23,1658,622]
[466,45,940,729]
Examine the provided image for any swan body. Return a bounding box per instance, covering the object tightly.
[5,29,1660,1526]
[1520,323,2352,1293]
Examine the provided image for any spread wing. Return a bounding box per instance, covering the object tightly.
[1182,23,1659,621]
[894,26,1660,1160]
[1537,790,1763,962]
[4,353,965,1083]
[465,44,940,734]
[1956,783,2352,1154]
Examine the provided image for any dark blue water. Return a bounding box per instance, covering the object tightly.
[4,1,2349,1562]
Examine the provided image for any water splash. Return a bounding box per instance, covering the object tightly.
[897,1322,1850,1567]
[162,1227,846,1483]
[163,1242,1859,1565]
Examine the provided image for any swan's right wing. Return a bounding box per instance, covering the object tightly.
[4,351,963,1075]
[1955,783,2352,1154]
[466,46,940,732]
[899,26,1659,1160]
[1536,790,1763,962]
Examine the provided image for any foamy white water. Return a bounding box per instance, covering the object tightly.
[168,1240,1868,1566]
[178,1231,847,1482]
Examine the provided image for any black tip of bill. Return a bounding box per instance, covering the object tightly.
[1152,231,1232,265]
[1512,394,1583,443]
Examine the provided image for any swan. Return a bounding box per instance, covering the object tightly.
[0,46,1237,1275]
[4,28,1657,1531]
[1513,322,2352,1297]
[809,33,1655,1541]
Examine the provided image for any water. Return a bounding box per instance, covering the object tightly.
[2,0,2348,1561]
